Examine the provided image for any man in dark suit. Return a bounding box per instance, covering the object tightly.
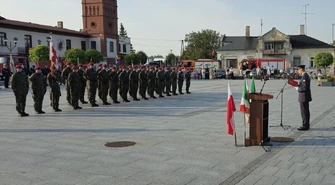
[296,65,312,131]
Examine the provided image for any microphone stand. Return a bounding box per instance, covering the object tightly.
[270,81,291,130]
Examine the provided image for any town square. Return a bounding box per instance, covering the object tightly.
[1,0,335,184]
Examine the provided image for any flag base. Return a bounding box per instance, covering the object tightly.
[245,137,270,146]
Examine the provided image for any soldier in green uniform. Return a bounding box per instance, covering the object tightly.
[78,64,88,104]
[164,67,172,96]
[170,67,178,96]
[127,66,133,98]
[84,62,99,107]
[178,67,185,95]
[154,66,159,95]
[47,65,62,112]
[129,66,140,101]
[29,65,47,114]
[139,66,149,100]
[119,66,130,102]
[11,64,29,117]
[68,65,82,110]
[117,67,123,99]
[61,62,72,105]
[97,63,103,100]
[109,65,120,104]
[185,68,192,94]
[98,64,111,105]
[147,67,157,99]
[157,67,165,98]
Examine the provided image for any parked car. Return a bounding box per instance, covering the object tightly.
[215,69,226,79]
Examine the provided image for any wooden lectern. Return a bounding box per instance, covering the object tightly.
[245,93,273,146]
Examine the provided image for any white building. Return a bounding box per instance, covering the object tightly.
[216,25,335,73]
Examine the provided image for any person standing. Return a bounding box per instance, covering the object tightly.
[47,65,62,112]
[61,62,72,105]
[109,65,120,104]
[178,68,184,95]
[29,65,47,114]
[164,67,172,96]
[11,64,29,117]
[170,67,178,96]
[119,66,130,102]
[98,64,111,105]
[185,68,192,94]
[156,67,165,98]
[78,64,88,104]
[84,62,99,107]
[68,65,82,110]
[129,66,140,101]
[96,63,103,100]
[2,65,11,88]
[139,66,149,100]
[147,67,157,99]
[296,65,312,131]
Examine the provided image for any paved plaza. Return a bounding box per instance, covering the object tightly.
[0,79,334,185]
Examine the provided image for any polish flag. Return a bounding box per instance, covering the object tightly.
[240,80,250,123]
[227,82,236,135]
[50,41,58,67]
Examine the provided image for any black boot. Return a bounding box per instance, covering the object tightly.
[113,101,121,104]
[103,102,111,105]
[91,103,99,107]
[54,108,62,112]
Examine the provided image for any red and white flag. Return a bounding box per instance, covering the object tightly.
[50,40,58,67]
[240,80,250,123]
[227,82,236,135]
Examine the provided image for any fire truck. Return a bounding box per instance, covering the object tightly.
[179,59,221,71]
[240,58,286,77]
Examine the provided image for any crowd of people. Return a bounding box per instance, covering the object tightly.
[9,63,192,117]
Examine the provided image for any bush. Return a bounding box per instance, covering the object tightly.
[326,76,334,82]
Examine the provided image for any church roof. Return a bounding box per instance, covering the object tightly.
[0,17,89,38]
[289,35,335,49]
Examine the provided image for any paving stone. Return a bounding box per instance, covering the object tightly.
[254,176,279,185]
[304,173,325,184]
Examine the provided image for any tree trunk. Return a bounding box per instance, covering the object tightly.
[324,67,327,77]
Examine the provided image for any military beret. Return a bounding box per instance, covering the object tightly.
[65,62,70,65]
[122,66,126,69]
[15,64,22,69]
[87,62,94,66]
[35,65,40,70]
[78,64,83,67]
[103,64,107,68]
[98,63,102,67]
[71,65,77,70]
[297,65,305,69]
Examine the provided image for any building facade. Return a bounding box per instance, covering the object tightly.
[0,0,131,68]
[216,25,335,72]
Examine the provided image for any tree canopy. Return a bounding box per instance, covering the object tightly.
[314,52,334,75]
[65,48,85,64]
[166,53,176,66]
[119,23,128,37]
[149,55,164,59]
[136,51,148,65]
[181,29,221,60]
[125,51,138,65]
[29,45,50,62]
[85,49,104,64]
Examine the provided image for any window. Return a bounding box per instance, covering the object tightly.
[109,41,114,52]
[265,43,273,50]
[293,56,301,67]
[91,41,96,49]
[0,32,6,46]
[118,44,121,52]
[226,59,238,68]
[81,41,86,51]
[123,44,126,53]
[24,35,32,48]
[310,57,314,67]
[66,39,71,50]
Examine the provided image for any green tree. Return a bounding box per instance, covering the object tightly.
[314,52,334,76]
[166,53,176,66]
[149,55,163,59]
[136,51,148,65]
[29,45,50,62]
[181,29,221,60]
[65,48,85,64]
[85,49,104,64]
[119,23,128,37]
[125,51,139,65]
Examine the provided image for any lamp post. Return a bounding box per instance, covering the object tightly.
[194,44,197,60]
[332,24,335,45]
[4,37,18,73]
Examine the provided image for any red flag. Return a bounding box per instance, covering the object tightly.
[50,41,58,67]
[227,82,236,135]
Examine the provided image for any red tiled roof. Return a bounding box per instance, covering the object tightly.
[0,17,89,37]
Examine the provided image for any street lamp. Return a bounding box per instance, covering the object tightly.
[3,37,18,73]
[194,44,197,60]
[332,23,335,45]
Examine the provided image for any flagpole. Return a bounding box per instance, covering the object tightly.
[233,116,237,147]
[243,112,246,146]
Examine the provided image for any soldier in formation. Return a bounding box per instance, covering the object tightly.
[47,65,62,112]
[11,65,29,117]
[11,63,193,115]
[29,65,47,114]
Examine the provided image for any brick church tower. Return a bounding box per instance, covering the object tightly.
[82,0,119,64]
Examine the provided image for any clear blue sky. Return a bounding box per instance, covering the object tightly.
[1,0,334,57]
